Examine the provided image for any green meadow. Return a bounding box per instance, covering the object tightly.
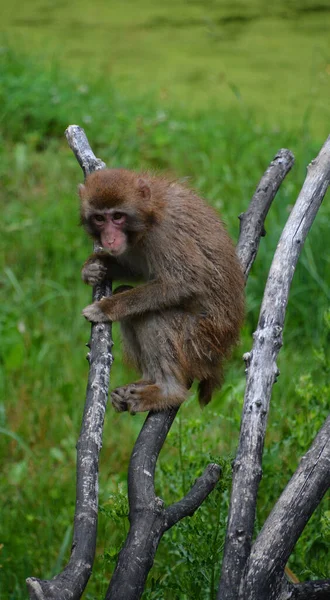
[0,1,329,598]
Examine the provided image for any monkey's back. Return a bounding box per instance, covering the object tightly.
[146,178,244,325]
[138,179,245,403]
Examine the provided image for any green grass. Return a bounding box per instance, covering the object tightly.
[0,47,329,599]
[1,1,330,136]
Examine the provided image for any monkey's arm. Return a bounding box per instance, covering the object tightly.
[82,280,195,322]
[82,252,140,286]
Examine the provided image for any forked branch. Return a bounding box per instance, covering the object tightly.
[245,415,330,599]
[237,147,294,276]
[106,409,221,600]
[218,136,330,600]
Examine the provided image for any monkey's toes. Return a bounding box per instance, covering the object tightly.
[82,302,109,323]
[111,391,128,412]
[111,384,143,415]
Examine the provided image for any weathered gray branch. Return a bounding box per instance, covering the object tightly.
[105,409,222,600]
[26,126,112,600]
[243,416,330,599]
[283,578,330,599]
[165,463,222,528]
[65,124,106,177]
[236,148,295,278]
[218,136,330,600]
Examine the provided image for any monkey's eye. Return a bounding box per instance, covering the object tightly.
[93,214,105,223]
[112,212,126,224]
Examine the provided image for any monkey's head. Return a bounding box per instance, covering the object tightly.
[79,169,157,256]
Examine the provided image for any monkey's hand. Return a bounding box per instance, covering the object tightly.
[82,257,108,286]
[82,301,111,323]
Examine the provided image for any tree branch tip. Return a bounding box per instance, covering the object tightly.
[276,148,295,159]
[164,463,222,529]
[65,123,84,135]
[66,123,80,130]
[188,462,221,489]
[206,462,222,477]
[271,149,295,168]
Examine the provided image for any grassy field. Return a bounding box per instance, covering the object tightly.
[0,2,330,598]
[2,0,330,137]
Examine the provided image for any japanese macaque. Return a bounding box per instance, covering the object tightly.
[79,169,244,414]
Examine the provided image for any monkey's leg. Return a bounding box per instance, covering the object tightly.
[112,311,189,413]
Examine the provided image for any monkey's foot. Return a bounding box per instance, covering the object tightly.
[82,301,110,323]
[111,381,154,414]
[111,380,186,414]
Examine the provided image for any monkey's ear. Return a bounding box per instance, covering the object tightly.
[137,178,151,201]
[78,183,86,199]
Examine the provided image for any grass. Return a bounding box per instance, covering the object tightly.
[0,47,329,599]
[2,0,330,137]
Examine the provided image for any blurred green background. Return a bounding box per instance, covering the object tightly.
[1,1,329,599]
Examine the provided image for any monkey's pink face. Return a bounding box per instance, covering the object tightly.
[91,211,127,256]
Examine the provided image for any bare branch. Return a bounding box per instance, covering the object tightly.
[65,124,106,177]
[105,409,177,600]
[243,416,330,600]
[237,148,294,277]
[218,136,330,600]
[165,463,222,529]
[26,126,112,600]
[283,579,330,600]
[128,408,178,508]
[106,409,222,600]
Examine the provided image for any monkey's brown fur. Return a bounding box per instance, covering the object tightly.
[80,169,245,414]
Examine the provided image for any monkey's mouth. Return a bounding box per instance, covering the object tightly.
[102,242,127,257]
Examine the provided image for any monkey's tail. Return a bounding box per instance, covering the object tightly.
[198,377,219,407]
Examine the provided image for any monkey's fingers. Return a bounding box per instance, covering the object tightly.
[82,302,110,323]
[81,261,108,285]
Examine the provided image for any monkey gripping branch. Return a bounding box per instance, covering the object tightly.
[26,129,330,600]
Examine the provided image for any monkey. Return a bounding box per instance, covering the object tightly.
[79,168,245,414]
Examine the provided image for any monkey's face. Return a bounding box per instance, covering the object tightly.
[89,209,128,256]
[79,169,158,254]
